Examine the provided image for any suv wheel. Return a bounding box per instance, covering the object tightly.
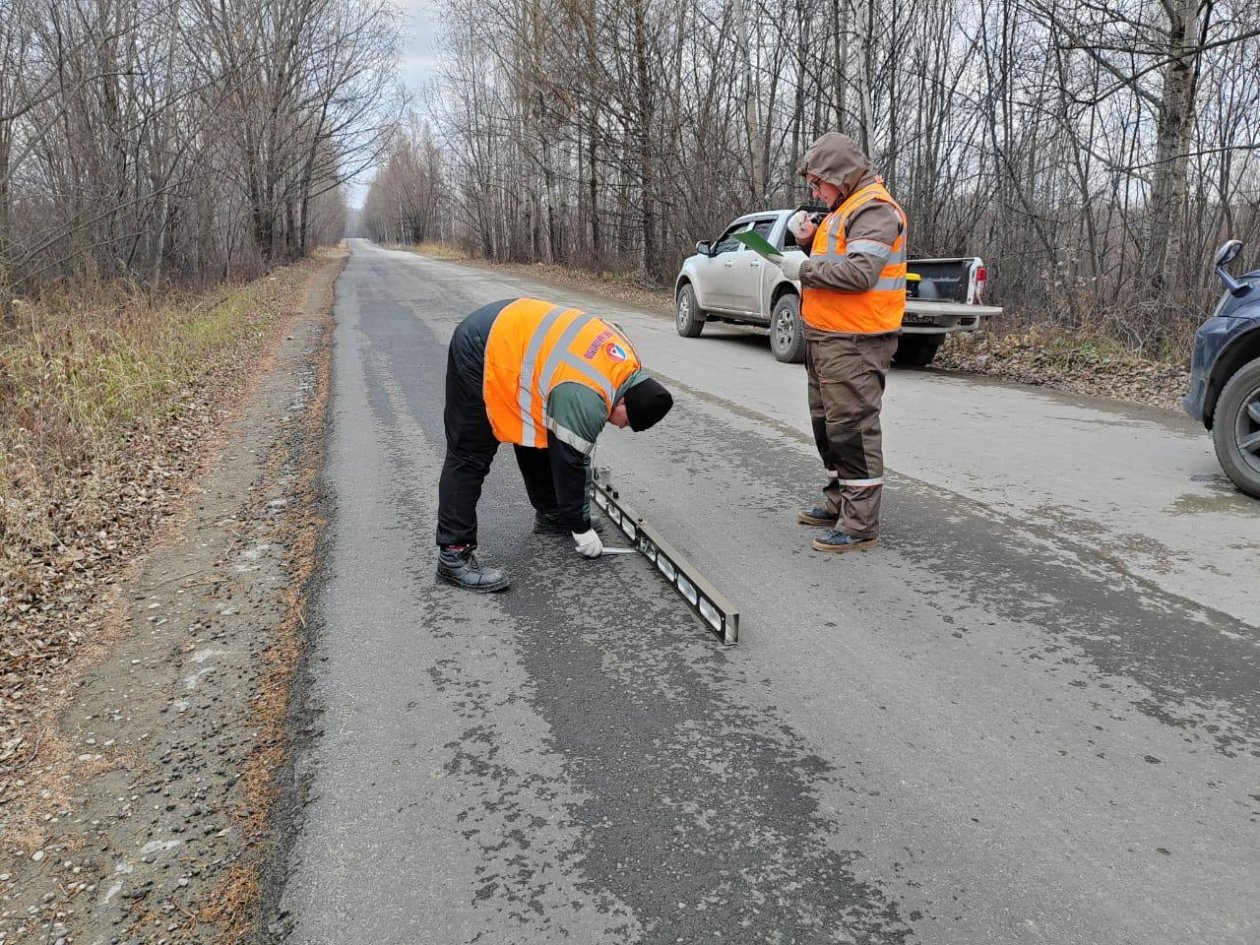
[1212,355,1260,498]
[770,295,805,363]
[676,284,705,338]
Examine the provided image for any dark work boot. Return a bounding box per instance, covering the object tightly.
[811,530,878,554]
[797,505,836,526]
[534,511,604,535]
[436,546,510,592]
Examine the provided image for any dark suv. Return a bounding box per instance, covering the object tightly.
[1184,240,1260,498]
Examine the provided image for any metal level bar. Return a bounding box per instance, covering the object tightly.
[591,467,739,645]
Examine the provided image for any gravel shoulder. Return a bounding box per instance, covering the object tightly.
[0,261,338,945]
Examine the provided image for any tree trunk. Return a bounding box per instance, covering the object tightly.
[1147,0,1208,293]
[632,0,655,278]
[733,0,763,203]
[587,116,602,264]
[833,0,847,131]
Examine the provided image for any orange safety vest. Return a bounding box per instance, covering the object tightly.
[483,298,643,448]
[802,180,908,334]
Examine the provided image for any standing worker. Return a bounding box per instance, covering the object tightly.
[436,297,674,591]
[764,132,908,553]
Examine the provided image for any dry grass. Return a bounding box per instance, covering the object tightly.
[201,863,260,939]
[415,240,470,259]
[0,257,329,776]
[386,239,470,260]
[2,281,268,540]
[937,323,1191,409]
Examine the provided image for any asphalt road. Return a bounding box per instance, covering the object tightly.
[277,239,1260,944]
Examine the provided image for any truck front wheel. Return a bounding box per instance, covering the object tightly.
[1211,356,1260,499]
[676,284,706,338]
[893,334,944,367]
[770,295,806,363]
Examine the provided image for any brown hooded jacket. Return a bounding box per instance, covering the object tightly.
[794,133,905,300]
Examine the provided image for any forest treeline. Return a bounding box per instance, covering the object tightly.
[0,0,398,315]
[363,0,1260,352]
[3,0,1257,354]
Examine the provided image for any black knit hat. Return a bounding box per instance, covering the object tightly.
[622,377,673,431]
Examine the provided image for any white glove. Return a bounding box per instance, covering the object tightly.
[787,210,817,243]
[572,528,603,558]
[768,252,804,281]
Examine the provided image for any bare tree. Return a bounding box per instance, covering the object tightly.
[0,0,399,302]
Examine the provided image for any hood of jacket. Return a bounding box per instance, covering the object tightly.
[797,133,877,208]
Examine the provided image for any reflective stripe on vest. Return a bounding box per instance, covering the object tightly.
[802,181,908,334]
[483,298,643,448]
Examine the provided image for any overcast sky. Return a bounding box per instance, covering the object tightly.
[396,0,443,90]
[347,0,441,207]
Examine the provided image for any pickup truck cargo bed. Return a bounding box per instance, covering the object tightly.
[674,208,1002,365]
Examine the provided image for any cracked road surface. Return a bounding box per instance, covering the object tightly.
[277,240,1260,944]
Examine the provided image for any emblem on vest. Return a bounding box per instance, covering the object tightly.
[605,342,627,362]
[584,329,614,358]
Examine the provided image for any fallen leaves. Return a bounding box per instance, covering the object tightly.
[0,260,321,781]
[936,329,1190,410]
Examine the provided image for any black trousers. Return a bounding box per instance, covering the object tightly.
[435,302,558,548]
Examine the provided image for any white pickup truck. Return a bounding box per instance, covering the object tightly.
[674,208,1002,365]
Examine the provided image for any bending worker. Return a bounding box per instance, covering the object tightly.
[436,297,674,592]
[765,132,908,553]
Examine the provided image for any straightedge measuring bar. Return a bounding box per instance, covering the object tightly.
[591,467,739,645]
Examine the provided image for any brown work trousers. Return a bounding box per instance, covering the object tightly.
[805,330,899,540]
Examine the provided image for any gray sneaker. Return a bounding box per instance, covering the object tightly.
[797,506,836,526]
[437,548,510,592]
[811,530,878,554]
